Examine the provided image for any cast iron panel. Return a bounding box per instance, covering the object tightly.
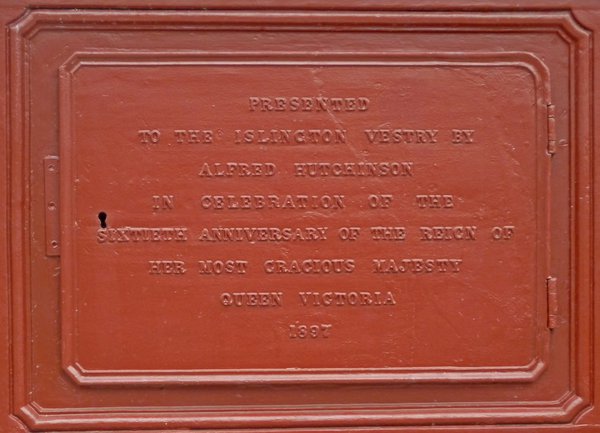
[59,53,551,385]
[1,3,599,433]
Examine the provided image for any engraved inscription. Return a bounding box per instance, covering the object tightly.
[370,226,406,241]
[221,292,283,307]
[491,225,515,240]
[289,323,333,339]
[174,129,214,144]
[149,260,187,275]
[97,227,188,243]
[416,194,454,209]
[364,129,438,144]
[152,195,175,211]
[299,291,397,307]
[234,129,347,145]
[294,162,413,177]
[451,129,476,143]
[198,227,328,242]
[69,62,541,372]
[198,162,276,178]
[264,259,355,274]
[198,260,248,274]
[372,258,462,273]
[199,194,345,210]
[420,226,477,241]
[248,96,369,112]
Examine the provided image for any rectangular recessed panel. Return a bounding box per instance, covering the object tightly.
[60,54,549,384]
[4,6,596,432]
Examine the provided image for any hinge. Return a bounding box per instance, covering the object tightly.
[44,156,60,256]
[547,276,558,329]
[547,104,557,155]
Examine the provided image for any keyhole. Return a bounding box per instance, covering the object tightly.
[98,211,107,228]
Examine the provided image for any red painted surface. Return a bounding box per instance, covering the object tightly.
[0,2,599,432]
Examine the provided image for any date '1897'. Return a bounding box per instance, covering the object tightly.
[289,322,333,339]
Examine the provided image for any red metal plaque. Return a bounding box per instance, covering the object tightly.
[60,55,550,383]
[0,2,599,433]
